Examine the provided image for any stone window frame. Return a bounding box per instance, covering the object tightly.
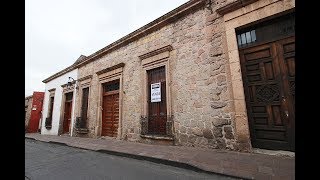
[139,45,173,136]
[96,63,125,139]
[76,75,92,130]
[220,0,295,150]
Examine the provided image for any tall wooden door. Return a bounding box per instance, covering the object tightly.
[239,36,295,151]
[63,92,73,134]
[63,102,72,133]
[102,80,120,137]
[147,66,167,135]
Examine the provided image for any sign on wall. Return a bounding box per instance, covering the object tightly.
[151,82,161,102]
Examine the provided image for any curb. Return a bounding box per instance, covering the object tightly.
[25,137,36,141]
[25,137,247,179]
[48,141,68,146]
[96,149,248,179]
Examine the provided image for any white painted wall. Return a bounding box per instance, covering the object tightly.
[41,69,78,135]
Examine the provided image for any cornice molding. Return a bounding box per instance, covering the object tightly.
[138,45,173,60]
[42,65,76,83]
[48,88,56,92]
[61,80,76,88]
[216,0,258,15]
[78,75,92,82]
[96,63,125,75]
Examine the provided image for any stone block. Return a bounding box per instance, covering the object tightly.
[192,127,203,136]
[211,101,227,109]
[224,126,234,139]
[217,138,226,149]
[213,127,223,138]
[203,128,214,139]
[212,118,230,127]
[180,126,186,134]
[217,74,227,86]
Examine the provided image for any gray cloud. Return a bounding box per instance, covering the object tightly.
[26,0,189,97]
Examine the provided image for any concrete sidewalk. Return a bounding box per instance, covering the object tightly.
[25,133,294,180]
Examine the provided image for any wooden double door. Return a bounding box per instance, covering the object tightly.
[102,80,120,137]
[239,36,295,151]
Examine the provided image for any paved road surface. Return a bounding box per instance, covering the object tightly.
[25,139,239,180]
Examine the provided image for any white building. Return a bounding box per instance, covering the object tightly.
[40,56,85,136]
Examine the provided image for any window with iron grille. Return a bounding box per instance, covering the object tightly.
[237,30,256,47]
[236,12,295,49]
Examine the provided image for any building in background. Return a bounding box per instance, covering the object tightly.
[25,92,45,133]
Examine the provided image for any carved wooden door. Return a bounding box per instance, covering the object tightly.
[239,36,295,151]
[102,80,120,137]
[147,66,167,135]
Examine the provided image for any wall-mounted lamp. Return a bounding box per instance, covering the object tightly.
[67,77,79,90]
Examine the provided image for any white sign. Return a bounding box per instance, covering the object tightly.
[151,82,161,102]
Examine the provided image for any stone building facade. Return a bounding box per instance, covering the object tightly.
[42,0,295,153]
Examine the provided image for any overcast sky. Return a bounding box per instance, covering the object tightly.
[26,0,189,97]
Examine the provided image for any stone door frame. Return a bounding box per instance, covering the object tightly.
[221,0,295,151]
[96,64,124,139]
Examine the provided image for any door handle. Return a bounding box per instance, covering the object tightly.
[284,110,289,118]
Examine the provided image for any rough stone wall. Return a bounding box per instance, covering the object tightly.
[172,0,238,150]
[75,0,240,151]
[25,96,33,129]
[73,65,96,138]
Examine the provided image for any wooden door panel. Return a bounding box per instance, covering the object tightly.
[276,36,295,151]
[240,36,295,151]
[244,48,271,61]
[102,86,120,137]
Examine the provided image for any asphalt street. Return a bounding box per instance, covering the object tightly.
[25,139,240,180]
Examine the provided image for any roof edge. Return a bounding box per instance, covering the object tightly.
[75,0,206,68]
[42,0,205,83]
[216,0,258,15]
[42,65,76,83]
